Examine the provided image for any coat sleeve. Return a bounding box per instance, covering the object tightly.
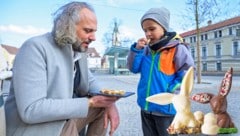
[168,44,195,93]
[13,38,89,124]
[127,43,144,73]
[174,44,195,72]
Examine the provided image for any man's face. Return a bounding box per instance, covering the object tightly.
[73,8,97,52]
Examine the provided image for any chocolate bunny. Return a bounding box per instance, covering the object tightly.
[191,67,235,128]
[146,67,201,134]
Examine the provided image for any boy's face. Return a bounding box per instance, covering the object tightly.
[142,19,165,45]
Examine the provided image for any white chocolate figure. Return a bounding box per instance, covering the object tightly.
[201,112,219,135]
[146,67,201,134]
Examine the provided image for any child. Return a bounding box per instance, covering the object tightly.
[127,7,194,136]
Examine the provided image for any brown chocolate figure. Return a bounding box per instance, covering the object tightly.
[191,67,235,128]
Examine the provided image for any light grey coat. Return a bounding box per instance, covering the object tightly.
[4,33,100,136]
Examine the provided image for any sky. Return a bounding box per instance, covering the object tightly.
[0,0,239,56]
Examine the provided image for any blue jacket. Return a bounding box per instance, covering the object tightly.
[127,40,194,115]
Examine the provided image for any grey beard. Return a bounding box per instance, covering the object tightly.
[72,40,88,52]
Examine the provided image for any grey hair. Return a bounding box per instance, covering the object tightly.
[52,2,95,47]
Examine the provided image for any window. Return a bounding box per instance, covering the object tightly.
[214,31,218,38]
[201,35,204,41]
[214,30,222,38]
[237,29,240,37]
[216,44,221,57]
[216,62,222,71]
[203,63,207,71]
[205,34,208,40]
[193,36,196,42]
[190,37,193,43]
[233,41,239,56]
[219,30,222,37]
[191,48,195,59]
[229,27,232,35]
[202,46,207,58]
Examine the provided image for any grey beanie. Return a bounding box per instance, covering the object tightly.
[141,7,170,31]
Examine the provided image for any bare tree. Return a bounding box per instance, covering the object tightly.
[184,0,231,84]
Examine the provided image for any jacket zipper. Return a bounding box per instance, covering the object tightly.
[144,52,157,110]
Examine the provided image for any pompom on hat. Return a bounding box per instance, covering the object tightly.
[141,7,170,31]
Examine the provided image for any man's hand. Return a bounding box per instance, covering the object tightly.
[88,96,119,135]
[89,95,118,108]
[104,104,119,136]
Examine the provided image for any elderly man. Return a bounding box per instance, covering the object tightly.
[5,2,120,136]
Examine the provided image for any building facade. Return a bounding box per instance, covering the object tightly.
[0,44,18,71]
[180,16,240,74]
[86,47,101,69]
[104,20,130,74]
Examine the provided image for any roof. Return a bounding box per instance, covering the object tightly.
[104,46,129,57]
[87,47,101,58]
[180,16,240,37]
[1,44,18,55]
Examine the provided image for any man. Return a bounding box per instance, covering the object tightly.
[5,2,119,136]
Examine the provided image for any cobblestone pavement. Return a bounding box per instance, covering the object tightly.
[2,74,240,136]
[94,73,240,136]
